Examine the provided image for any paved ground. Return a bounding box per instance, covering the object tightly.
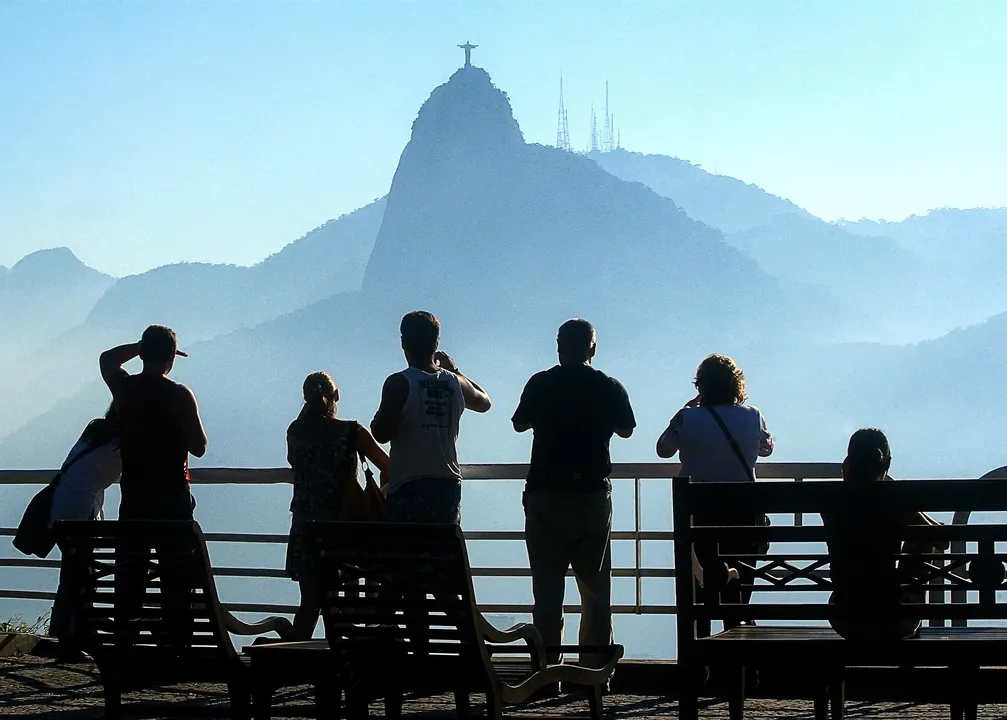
[3,655,1004,718]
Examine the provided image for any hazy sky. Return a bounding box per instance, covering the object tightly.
[2,1,1005,276]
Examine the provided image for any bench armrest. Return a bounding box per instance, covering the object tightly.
[224,612,297,641]
[479,616,547,671]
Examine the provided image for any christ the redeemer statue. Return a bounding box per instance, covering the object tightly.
[458,41,478,68]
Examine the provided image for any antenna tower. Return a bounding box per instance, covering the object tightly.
[589,105,599,153]
[603,81,612,152]
[555,76,571,151]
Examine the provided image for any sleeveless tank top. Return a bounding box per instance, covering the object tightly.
[388,368,464,493]
[116,374,190,500]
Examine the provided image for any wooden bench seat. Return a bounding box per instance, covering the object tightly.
[672,476,1007,720]
[56,520,296,720]
[307,521,622,720]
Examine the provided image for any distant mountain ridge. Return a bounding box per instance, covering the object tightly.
[589,149,814,233]
[0,247,114,358]
[0,200,386,442]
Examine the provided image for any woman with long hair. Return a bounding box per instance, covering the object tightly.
[49,402,122,661]
[656,354,774,636]
[285,371,389,638]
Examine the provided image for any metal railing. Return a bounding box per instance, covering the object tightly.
[0,462,842,617]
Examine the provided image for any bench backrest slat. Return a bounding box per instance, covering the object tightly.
[673,477,1007,656]
[307,521,492,692]
[56,520,236,666]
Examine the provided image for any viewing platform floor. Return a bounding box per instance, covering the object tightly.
[2,655,998,719]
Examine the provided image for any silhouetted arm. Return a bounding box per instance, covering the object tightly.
[511,375,539,433]
[172,384,208,458]
[371,373,408,444]
[611,378,636,439]
[100,343,139,396]
[434,352,491,413]
[457,374,491,413]
[357,424,391,488]
[758,412,775,457]
[656,409,685,458]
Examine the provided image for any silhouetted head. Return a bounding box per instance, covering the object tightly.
[557,318,597,365]
[138,325,177,374]
[81,402,119,447]
[400,311,440,364]
[301,371,339,419]
[694,354,747,406]
[843,428,892,484]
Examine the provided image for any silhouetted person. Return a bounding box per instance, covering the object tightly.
[100,325,206,520]
[49,404,121,662]
[512,319,636,667]
[371,311,491,523]
[656,353,773,636]
[823,428,947,641]
[286,371,389,639]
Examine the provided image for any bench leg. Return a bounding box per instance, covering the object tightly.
[813,683,829,720]
[102,680,122,720]
[454,691,471,719]
[252,685,272,720]
[829,678,845,720]
[228,679,252,720]
[588,685,604,720]
[678,690,698,720]
[728,665,746,720]
[384,692,403,720]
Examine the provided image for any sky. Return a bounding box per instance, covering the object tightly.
[2,1,1005,277]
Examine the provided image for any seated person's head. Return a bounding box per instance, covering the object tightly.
[138,325,177,373]
[400,311,440,361]
[302,371,339,418]
[843,427,892,484]
[557,318,596,364]
[694,354,746,406]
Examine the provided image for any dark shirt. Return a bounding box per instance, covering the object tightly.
[823,510,903,622]
[512,364,636,492]
[108,374,190,504]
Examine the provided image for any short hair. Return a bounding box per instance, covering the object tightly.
[557,318,596,361]
[694,354,747,406]
[400,311,440,357]
[847,427,891,480]
[138,325,177,364]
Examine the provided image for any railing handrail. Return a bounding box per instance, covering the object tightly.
[0,461,845,485]
[5,462,984,633]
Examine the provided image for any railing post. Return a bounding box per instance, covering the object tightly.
[793,477,803,527]
[634,476,642,615]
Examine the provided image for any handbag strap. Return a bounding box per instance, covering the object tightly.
[705,406,757,483]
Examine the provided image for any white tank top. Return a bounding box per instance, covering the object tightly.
[388,368,465,492]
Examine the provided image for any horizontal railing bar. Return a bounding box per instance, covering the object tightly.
[0,559,678,579]
[0,528,683,542]
[0,462,845,486]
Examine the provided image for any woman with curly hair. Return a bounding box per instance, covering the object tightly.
[285,371,389,638]
[656,354,774,637]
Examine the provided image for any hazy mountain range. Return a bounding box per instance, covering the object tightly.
[0,65,1004,479]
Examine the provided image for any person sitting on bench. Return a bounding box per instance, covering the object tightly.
[823,428,948,641]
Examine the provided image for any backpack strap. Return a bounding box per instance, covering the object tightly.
[705,406,757,483]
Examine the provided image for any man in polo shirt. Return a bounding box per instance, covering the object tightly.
[512,318,636,667]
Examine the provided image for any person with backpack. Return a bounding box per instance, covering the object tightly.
[656,353,774,636]
[48,404,122,660]
[286,371,390,639]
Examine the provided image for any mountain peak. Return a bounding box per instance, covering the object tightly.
[11,247,103,277]
[406,65,523,157]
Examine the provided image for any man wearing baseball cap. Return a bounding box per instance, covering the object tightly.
[100,325,207,520]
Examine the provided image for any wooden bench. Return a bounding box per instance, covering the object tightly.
[672,476,1007,720]
[56,520,296,720]
[306,521,623,720]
